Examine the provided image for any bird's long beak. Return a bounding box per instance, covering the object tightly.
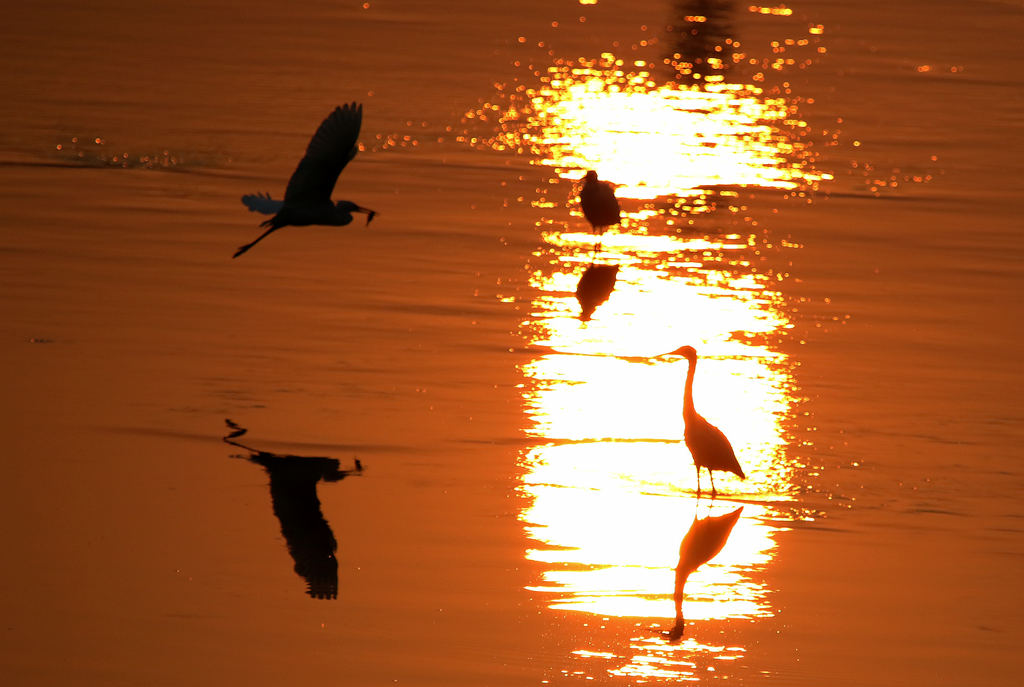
[359,207,377,226]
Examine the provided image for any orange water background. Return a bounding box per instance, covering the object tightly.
[1,1,1021,685]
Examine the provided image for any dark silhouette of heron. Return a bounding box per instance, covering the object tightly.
[223,420,363,599]
[579,170,621,234]
[667,506,743,640]
[668,346,745,496]
[575,263,619,320]
[234,102,376,258]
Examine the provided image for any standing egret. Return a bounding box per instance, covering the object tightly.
[234,102,376,258]
[668,345,745,496]
[579,170,621,234]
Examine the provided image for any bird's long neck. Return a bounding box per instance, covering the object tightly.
[673,567,691,621]
[683,357,697,418]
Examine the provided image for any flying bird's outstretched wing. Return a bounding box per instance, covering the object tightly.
[283,103,362,206]
[241,192,284,215]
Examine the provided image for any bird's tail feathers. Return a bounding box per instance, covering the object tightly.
[240,192,284,216]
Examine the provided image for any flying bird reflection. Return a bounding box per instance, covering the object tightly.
[575,262,619,320]
[579,170,621,235]
[235,102,377,258]
[223,419,363,599]
[667,506,743,640]
[666,346,745,496]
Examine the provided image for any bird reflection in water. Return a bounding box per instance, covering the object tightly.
[575,262,619,321]
[664,0,739,82]
[668,506,743,641]
[222,419,363,599]
[575,170,622,320]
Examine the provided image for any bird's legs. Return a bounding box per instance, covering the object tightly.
[591,225,605,257]
[709,471,718,498]
[695,464,702,497]
[233,224,282,258]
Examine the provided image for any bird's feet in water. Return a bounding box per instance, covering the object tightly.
[666,619,685,642]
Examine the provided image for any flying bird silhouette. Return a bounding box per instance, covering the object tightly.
[667,506,743,640]
[579,170,621,234]
[666,346,746,497]
[235,102,376,258]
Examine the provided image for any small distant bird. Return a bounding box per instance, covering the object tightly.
[575,263,619,320]
[668,506,743,640]
[579,170,620,233]
[235,102,376,258]
[667,346,745,496]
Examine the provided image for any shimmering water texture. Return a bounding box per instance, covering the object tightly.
[462,49,830,219]
[50,135,229,169]
[515,252,800,678]
[465,7,836,682]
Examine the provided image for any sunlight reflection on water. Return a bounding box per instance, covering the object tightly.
[462,51,830,221]
[510,201,799,679]
[463,6,830,680]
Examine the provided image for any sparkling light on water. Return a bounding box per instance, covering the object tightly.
[464,11,829,681]
[462,52,830,218]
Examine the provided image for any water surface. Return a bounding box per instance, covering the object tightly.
[1,1,1022,685]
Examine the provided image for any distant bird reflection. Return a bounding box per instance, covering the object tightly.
[575,262,619,320]
[223,419,363,599]
[664,0,738,82]
[579,170,621,235]
[664,346,745,496]
[667,506,743,640]
[235,102,376,258]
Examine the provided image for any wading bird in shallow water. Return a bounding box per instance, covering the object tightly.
[579,170,620,235]
[667,506,743,641]
[667,345,746,497]
[235,102,376,258]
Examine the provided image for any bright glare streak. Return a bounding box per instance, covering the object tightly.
[461,19,829,682]
[515,224,800,628]
[462,53,830,214]
[533,81,803,198]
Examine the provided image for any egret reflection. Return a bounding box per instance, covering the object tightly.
[223,420,363,600]
[668,506,744,640]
